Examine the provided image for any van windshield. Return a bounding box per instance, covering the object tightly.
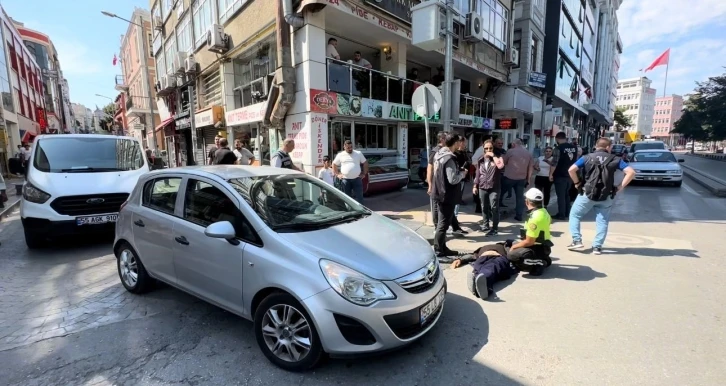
[33,137,145,173]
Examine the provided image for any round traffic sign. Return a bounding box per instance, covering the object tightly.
[411,83,442,117]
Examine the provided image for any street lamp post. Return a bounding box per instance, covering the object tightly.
[101,11,158,151]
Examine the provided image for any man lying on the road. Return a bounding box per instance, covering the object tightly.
[451,188,554,299]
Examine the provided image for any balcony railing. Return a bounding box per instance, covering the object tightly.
[115,75,128,91]
[326,58,424,105]
[326,58,491,119]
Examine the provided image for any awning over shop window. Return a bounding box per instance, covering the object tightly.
[155,117,174,132]
[21,131,37,143]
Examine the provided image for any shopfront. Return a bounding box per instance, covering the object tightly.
[194,105,224,165]
[225,101,275,166]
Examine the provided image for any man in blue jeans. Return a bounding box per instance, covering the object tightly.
[501,139,533,221]
[333,140,369,203]
[567,137,636,255]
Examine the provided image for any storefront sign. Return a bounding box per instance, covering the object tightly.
[174,110,192,130]
[299,0,412,39]
[361,98,384,118]
[284,113,329,169]
[397,122,408,169]
[311,113,329,165]
[337,94,362,116]
[551,107,563,117]
[528,72,547,89]
[286,118,310,164]
[195,106,224,128]
[495,118,517,130]
[225,102,267,126]
[310,89,338,114]
[363,0,421,24]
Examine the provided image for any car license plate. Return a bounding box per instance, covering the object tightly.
[76,214,118,226]
[420,287,446,324]
[645,176,662,181]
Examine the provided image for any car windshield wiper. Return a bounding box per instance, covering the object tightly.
[270,222,334,232]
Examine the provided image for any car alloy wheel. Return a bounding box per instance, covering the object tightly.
[119,249,139,288]
[261,304,312,363]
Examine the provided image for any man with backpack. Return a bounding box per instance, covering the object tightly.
[567,137,636,255]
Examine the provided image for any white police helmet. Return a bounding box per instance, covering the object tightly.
[524,188,544,202]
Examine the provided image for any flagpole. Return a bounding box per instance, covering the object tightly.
[663,61,669,97]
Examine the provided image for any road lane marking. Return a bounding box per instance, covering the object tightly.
[658,195,696,220]
[682,179,699,195]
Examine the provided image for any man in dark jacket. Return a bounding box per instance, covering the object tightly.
[450,136,471,236]
[549,132,578,220]
[213,138,238,165]
[473,140,505,236]
[427,131,449,229]
[431,133,468,258]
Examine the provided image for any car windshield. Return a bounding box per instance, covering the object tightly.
[612,145,624,151]
[632,143,665,152]
[33,137,145,173]
[228,174,371,232]
[633,152,677,162]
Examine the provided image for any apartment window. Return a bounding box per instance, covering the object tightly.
[156,52,166,83]
[530,37,539,72]
[193,0,214,48]
[218,0,247,24]
[512,31,521,68]
[177,14,192,53]
[202,70,223,107]
[152,4,161,32]
[165,35,177,75]
[148,33,154,57]
[232,42,277,108]
[475,0,509,51]
[160,0,168,20]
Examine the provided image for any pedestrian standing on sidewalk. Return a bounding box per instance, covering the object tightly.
[418,148,428,187]
[473,140,504,236]
[233,139,255,165]
[533,146,554,209]
[549,132,578,220]
[212,138,238,165]
[502,139,533,221]
[317,155,335,186]
[333,140,368,203]
[427,131,449,228]
[451,136,471,236]
[431,133,468,259]
[567,137,636,255]
[207,135,222,165]
[271,139,303,171]
[471,139,487,214]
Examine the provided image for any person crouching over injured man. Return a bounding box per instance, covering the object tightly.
[450,188,553,299]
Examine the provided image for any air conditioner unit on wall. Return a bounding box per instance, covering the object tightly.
[153,17,163,31]
[185,55,198,74]
[167,73,178,88]
[464,12,483,42]
[174,52,186,75]
[206,24,229,53]
[159,75,169,91]
[504,47,519,66]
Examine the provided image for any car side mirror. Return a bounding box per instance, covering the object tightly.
[678,159,685,163]
[204,221,238,244]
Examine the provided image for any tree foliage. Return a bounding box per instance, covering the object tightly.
[98,103,117,131]
[672,70,726,141]
[613,107,632,131]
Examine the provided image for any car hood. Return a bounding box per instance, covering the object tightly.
[277,213,433,281]
[30,170,147,197]
[631,162,680,171]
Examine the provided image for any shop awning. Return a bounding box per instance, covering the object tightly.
[155,117,174,132]
[21,131,37,143]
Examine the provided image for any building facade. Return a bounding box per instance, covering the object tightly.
[615,76,656,141]
[117,7,161,148]
[150,0,512,192]
[12,19,70,134]
[652,94,683,145]
[0,5,47,176]
[71,102,93,132]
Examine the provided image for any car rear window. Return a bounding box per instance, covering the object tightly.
[632,142,665,152]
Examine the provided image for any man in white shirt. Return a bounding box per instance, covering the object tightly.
[333,140,368,203]
[233,139,255,165]
[352,51,372,69]
[326,38,340,60]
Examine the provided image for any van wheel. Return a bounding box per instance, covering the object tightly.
[254,292,325,372]
[24,230,44,249]
[115,243,153,294]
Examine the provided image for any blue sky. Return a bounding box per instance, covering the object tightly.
[3,0,150,110]
[617,0,726,98]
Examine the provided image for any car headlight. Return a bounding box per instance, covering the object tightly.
[23,182,51,204]
[319,259,396,306]
[667,170,682,174]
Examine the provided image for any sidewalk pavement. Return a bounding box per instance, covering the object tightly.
[1,176,23,220]
[678,154,726,197]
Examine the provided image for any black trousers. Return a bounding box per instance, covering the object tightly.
[534,176,553,207]
[471,256,517,297]
[479,188,500,229]
[507,245,552,276]
[434,202,456,253]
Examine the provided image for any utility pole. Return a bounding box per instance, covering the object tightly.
[441,0,455,132]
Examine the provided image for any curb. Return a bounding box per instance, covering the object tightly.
[0,198,20,221]
[680,166,726,197]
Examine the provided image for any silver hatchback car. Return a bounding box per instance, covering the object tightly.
[114,166,446,371]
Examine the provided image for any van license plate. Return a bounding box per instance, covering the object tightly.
[420,287,446,324]
[76,214,118,226]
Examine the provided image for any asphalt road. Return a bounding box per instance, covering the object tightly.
[678,153,726,182]
[0,176,725,385]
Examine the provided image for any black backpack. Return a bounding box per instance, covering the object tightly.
[583,154,617,201]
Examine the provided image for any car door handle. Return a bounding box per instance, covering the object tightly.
[133,220,145,227]
[174,236,189,246]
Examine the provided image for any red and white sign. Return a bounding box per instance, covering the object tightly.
[286,118,310,164]
[311,113,329,165]
[225,102,267,126]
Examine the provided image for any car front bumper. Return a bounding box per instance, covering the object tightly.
[303,274,447,356]
[634,173,682,182]
[21,200,117,236]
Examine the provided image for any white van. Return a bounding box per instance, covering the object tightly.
[21,134,149,248]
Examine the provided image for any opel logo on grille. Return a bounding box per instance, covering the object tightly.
[424,262,436,283]
[86,198,105,204]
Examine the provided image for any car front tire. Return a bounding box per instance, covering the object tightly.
[24,230,44,249]
[115,242,153,294]
[254,292,325,372]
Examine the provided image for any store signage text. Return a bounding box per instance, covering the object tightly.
[195,106,223,128]
[312,114,328,165]
[363,0,421,24]
[315,0,411,39]
[225,102,267,126]
[495,118,517,130]
[397,123,408,169]
[528,72,547,89]
[387,104,439,121]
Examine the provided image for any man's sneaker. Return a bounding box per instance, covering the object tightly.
[567,240,584,250]
[452,229,469,236]
[485,229,498,237]
[592,247,602,255]
[474,274,489,299]
[480,223,490,232]
[466,271,478,298]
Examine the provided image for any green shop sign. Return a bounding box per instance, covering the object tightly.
[386,104,440,122]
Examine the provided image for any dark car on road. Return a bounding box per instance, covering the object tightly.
[611,144,627,157]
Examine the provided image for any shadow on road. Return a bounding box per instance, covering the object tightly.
[524,263,607,281]
[603,247,700,258]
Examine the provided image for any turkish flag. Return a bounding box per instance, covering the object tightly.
[112,54,117,66]
[643,49,670,72]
